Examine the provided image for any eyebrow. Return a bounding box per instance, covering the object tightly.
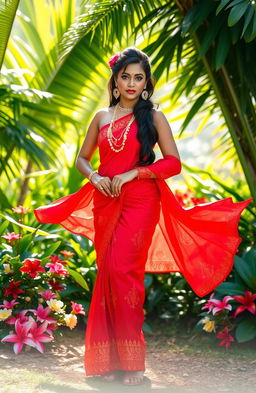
[121,72,144,76]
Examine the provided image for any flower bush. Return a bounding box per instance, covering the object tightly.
[0,205,89,354]
[194,248,256,348]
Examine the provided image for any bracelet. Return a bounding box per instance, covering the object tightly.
[88,170,98,182]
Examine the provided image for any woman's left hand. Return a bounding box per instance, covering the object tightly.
[111,169,138,196]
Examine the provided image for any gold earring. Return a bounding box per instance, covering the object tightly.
[113,87,120,99]
[141,89,149,100]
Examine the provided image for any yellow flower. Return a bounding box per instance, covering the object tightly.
[46,299,64,312]
[64,313,77,329]
[0,308,12,321]
[3,264,12,273]
[202,316,216,333]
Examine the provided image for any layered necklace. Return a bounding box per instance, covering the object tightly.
[107,103,135,152]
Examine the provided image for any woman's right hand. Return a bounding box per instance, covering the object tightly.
[91,173,114,197]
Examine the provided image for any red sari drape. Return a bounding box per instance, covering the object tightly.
[34,113,253,375]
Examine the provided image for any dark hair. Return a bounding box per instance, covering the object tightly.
[107,46,159,166]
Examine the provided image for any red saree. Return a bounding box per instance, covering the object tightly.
[34,113,253,376]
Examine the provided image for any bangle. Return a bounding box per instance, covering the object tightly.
[88,170,98,182]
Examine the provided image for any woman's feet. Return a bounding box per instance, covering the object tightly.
[122,370,145,385]
[99,371,117,382]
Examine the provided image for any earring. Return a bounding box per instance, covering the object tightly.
[141,89,149,100]
[113,86,120,99]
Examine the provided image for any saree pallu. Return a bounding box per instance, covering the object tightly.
[34,113,253,375]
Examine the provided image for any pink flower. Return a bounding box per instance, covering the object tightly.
[0,299,19,309]
[5,310,29,325]
[3,280,24,299]
[108,52,121,68]
[38,289,57,300]
[19,258,45,278]
[201,292,216,313]
[217,327,235,349]
[45,322,58,335]
[1,232,22,243]
[210,296,233,315]
[71,301,86,315]
[12,205,30,215]
[46,262,69,276]
[26,318,54,353]
[1,317,35,354]
[232,290,256,318]
[29,304,56,323]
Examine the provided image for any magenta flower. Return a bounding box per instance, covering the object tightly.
[26,318,54,353]
[5,310,29,325]
[201,292,216,313]
[217,327,235,349]
[71,301,86,315]
[232,290,256,318]
[210,296,233,315]
[108,52,121,68]
[1,317,35,354]
[29,304,56,323]
[46,262,69,276]
[38,289,58,300]
[0,299,19,309]
[45,322,58,335]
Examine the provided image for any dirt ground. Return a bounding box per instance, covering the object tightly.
[0,319,255,393]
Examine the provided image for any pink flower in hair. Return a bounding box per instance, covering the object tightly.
[108,52,121,68]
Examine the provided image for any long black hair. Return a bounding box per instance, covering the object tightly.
[107,46,159,166]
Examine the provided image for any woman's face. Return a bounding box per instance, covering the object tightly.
[115,62,147,101]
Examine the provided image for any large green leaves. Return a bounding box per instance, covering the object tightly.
[0,0,20,69]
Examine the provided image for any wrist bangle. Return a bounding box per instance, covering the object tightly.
[88,170,98,182]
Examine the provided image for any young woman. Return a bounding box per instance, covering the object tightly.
[34,47,252,386]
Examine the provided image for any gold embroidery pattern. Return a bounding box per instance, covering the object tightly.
[136,166,155,179]
[98,115,135,145]
[124,282,141,308]
[85,338,145,375]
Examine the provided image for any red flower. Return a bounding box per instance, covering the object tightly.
[60,250,75,259]
[49,255,67,265]
[19,259,45,278]
[1,232,22,243]
[48,279,64,291]
[4,280,24,299]
[108,52,121,68]
[232,290,256,318]
[71,301,86,315]
[12,205,30,215]
[217,327,234,349]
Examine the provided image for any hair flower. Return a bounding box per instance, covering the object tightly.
[108,52,121,68]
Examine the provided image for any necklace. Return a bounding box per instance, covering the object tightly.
[107,104,135,152]
[118,103,134,112]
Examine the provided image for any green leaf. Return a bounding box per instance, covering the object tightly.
[228,2,250,27]
[234,254,256,290]
[0,213,55,237]
[236,319,256,342]
[142,321,153,334]
[144,274,153,289]
[40,241,62,258]
[216,0,233,15]
[240,5,255,37]
[67,267,89,291]
[214,25,231,68]
[215,281,245,295]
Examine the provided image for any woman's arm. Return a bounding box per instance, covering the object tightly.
[75,111,113,197]
[134,110,182,179]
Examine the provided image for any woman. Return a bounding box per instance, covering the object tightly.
[34,47,252,386]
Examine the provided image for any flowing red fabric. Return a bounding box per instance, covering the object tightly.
[34,112,253,375]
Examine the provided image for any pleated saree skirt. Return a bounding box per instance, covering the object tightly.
[84,178,161,375]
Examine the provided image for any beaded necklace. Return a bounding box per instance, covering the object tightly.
[107,103,135,152]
